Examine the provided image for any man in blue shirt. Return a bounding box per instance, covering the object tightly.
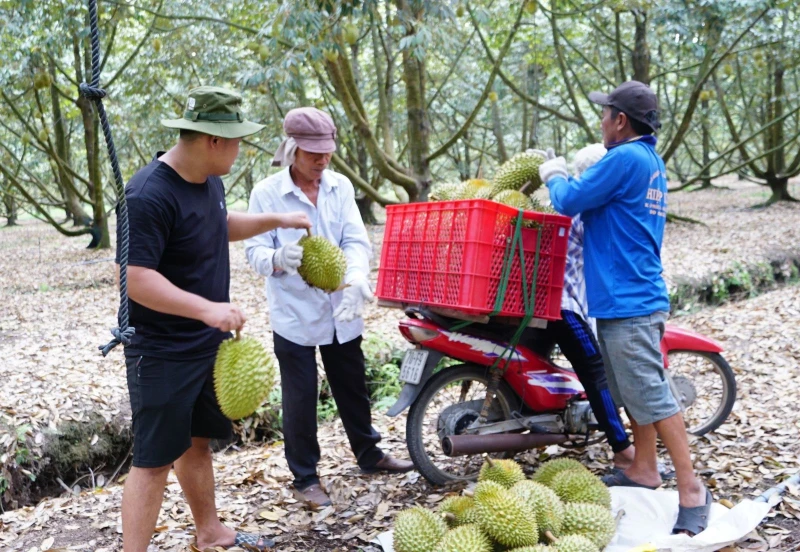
[538,81,711,536]
[245,107,413,510]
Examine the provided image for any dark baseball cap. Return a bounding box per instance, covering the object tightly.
[589,80,661,132]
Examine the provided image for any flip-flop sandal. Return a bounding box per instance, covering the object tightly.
[609,463,676,480]
[601,469,661,490]
[672,488,713,537]
[189,532,275,551]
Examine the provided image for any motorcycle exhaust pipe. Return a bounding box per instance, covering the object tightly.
[441,433,572,457]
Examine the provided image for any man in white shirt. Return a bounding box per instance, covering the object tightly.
[245,107,413,509]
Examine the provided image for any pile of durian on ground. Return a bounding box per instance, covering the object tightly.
[393,457,617,552]
[429,151,556,214]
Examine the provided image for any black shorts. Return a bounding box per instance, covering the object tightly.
[125,355,232,468]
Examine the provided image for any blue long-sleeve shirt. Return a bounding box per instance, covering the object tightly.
[547,136,670,319]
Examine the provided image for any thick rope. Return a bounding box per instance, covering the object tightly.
[79,0,135,356]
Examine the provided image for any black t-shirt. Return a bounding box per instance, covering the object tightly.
[115,153,230,359]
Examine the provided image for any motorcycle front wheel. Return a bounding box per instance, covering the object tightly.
[406,364,520,486]
[666,350,737,436]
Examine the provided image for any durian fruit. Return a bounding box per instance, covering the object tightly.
[508,547,554,552]
[474,480,538,548]
[492,189,535,212]
[439,496,480,527]
[430,182,464,201]
[458,179,493,199]
[511,480,565,540]
[478,458,526,488]
[490,151,546,197]
[551,534,600,552]
[438,524,492,552]
[561,503,616,549]
[473,479,506,500]
[550,469,611,509]
[529,196,558,215]
[393,506,448,552]
[531,458,590,487]
[213,333,276,420]
[297,233,347,292]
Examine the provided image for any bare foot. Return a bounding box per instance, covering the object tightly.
[612,446,636,471]
[678,478,707,508]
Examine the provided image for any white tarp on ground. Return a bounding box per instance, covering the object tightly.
[374,486,772,552]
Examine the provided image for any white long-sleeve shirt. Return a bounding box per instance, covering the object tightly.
[244,167,372,346]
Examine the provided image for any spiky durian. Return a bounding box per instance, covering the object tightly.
[561,503,616,549]
[213,334,276,420]
[393,506,448,552]
[439,496,480,527]
[438,524,492,552]
[490,151,546,196]
[430,182,465,201]
[552,534,600,552]
[297,234,347,292]
[478,458,526,488]
[531,458,590,487]
[458,179,493,200]
[474,482,538,548]
[511,480,565,540]
[550,470,611,509]
[492,189,536,212]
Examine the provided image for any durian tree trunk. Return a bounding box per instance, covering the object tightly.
[699,97,712,189]
[2,181,17,226]
[614,12,627,82]
[423,0,525,180]
[372,13,395,160]
[710,30,799,206]
[525,63,541,149]
[491,96,508,163]
[75,35,110,249]
[548,9,596,143]
[631,9,650,85]
[463,130,472,180]
[397,0,431,200]
[661,9,764,163]
[323,41,418,202]
[45,55,90,226]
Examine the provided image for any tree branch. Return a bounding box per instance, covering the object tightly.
[426,1,525,163]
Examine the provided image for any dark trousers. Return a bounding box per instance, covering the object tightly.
[273,332,383,490]
[523,310,632,453]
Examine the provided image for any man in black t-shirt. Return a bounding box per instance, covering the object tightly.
[116,86,310,552]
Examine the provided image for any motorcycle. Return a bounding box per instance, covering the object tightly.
[386,305,737,486]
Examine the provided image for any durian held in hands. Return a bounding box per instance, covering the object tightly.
[213,330,276,420]
[297,228,348,293]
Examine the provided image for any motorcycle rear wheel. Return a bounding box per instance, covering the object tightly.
[406,364,520,486]
[666,350,736,436]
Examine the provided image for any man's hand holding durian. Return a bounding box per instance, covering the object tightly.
[272,241,304,275]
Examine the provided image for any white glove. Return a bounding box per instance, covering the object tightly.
[539,156,569,184]
[573,143,607,177]
[526,147,556,160]
[272,242,303,275]
[332,278,374,322]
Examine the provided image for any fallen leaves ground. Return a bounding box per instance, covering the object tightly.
[1,181,799,550]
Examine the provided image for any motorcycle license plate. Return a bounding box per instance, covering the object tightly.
[399,350,429,385]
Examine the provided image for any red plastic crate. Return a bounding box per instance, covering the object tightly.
[376,199,571,321]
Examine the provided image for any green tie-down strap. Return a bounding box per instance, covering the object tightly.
[451,211,542,371]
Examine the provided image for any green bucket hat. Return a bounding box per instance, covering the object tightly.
[161,86,265,139]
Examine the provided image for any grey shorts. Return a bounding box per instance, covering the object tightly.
[596,311,680,425]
